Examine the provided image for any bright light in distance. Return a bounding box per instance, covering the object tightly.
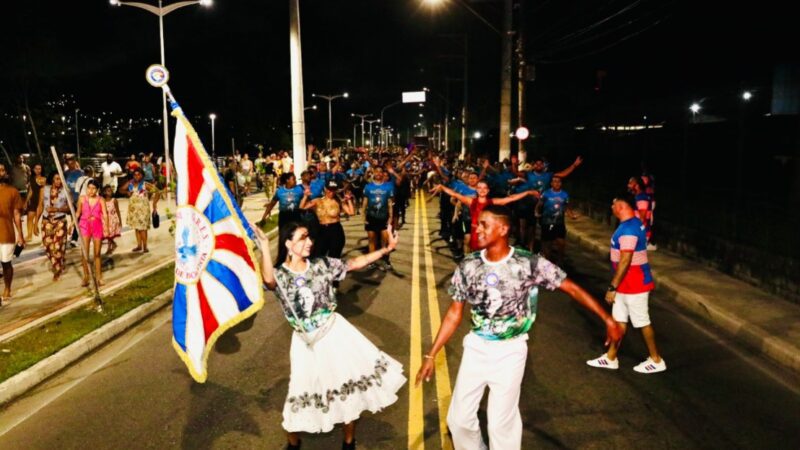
[473,131,482,139]
[109,0,120,5]
[209,113,217,120]
[742,91,753,101]
[690,103,701,113]
[199,0,213,6]
[343,92,349,98]
[423,0,446,6]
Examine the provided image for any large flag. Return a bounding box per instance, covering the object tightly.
[169,99,263,383]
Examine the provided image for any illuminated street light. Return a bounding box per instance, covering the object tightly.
[473,131,482,139]
[110,0,213,199]
[313,92,349,151]
[690,103,701,113]
[742,91,753,101]
[209,113,216,157]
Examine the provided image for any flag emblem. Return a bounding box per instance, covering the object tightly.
[169,100,263,383]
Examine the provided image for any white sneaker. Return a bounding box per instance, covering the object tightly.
[586,353,619,370]
[646,243,658,251]
[633,357,666,374]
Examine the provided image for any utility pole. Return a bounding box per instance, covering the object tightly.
[516,0,529,162]
[460,36,469,160]
[498,0,513,161]
[289,0,307,176]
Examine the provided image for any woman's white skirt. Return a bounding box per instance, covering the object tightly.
[282,313,406,433]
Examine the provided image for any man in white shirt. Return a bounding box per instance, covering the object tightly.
[100,155,122,193]
[281,152,293,174]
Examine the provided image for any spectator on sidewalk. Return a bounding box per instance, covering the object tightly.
[41,173,70,282]
[10,155,30,200]
[126,168,155,253]
[124,154,140,176]
[627,176,654,248]
[536,175,570,265]
[141,155,156,184]
[240,153,254,196]
[25,163,46,242]
[416,205,621,449]
[63,158,84,202]
[0,163,25,305]
[102,185,121,255]
[587,193,666,374]
[76,179,108,287]
[101,155,123,195]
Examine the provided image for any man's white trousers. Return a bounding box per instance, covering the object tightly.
[447,332,528,450]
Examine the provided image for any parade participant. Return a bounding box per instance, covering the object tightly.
[0,163,25,305]
[126,168,155,253]
[346,162,365,215]
[263,172,305,233]
[25,163,46,241]
[535,175,570,264]
[41,173,69,281]
[75,179,108,287]
[101,185,121,255]
[416,205,622,450]
[300,180,355,258]
[362,166,394,271]
[256,222,406,450]
[431,180,539,252]
[587,194,666,374]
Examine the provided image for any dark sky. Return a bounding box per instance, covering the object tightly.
[0,0,797,151]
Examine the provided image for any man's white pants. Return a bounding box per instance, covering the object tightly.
[447,332,528,450]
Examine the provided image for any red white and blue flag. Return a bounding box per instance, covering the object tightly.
[170,100,263,383]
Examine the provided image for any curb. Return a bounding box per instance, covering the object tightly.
[567,228,800,374]
[0,290,173,407]
[0,226,278,408]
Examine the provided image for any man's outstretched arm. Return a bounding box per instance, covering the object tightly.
[558,278,623,346]
[415,301,465,386]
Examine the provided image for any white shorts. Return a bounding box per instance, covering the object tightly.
[612,292,651,328]
[0,243,15,263]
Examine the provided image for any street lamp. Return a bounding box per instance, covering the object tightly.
[380,101,401,147]
[365,118,381,150]
[110,0,213,198]
[74,109,81,159]
[304,104,318,111]
[742,91,753,101]
[209,113,216,158]
[312,92,349,151]
[690,103,701,123]
[351,113,371,147]
[473,131,482,139]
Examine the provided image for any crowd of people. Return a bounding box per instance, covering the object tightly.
[1,143,663,450]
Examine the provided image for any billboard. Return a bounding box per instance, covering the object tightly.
[402,91,426,103]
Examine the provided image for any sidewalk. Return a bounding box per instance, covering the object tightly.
[0,192,271,342]
[566,213,800,374]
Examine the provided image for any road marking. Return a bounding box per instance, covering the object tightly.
[408,191,425,449]
[421,192,454,450]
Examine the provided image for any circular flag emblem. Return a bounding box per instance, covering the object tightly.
[145,64,170,87]
[174,206,214,285]
[485,273,499,286]
[295,277,307,287]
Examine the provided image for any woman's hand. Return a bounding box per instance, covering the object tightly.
[385,224,399,252]
[253,224,270,246]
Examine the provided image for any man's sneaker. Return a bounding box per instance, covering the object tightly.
[366,263,377,271]
[633,357,666,374]
[586,353,619,370]
[646,243,658,251]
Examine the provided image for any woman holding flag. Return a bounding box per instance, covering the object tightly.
[254,221,405,450]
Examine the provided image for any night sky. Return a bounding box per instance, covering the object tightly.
[0,0,797,153]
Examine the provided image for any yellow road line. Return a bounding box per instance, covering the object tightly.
[421,192,454,450]
[408,191,425,450]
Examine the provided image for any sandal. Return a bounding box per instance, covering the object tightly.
[132,247,142,253]
[81,279,90,287]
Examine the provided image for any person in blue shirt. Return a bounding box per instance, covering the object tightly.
[262,172,304,233]
[363,166,395,271]
[536,175,570,264]
[509,155,583,252]
[63,158,84,202]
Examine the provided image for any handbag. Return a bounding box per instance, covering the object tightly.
[152,211,160,228]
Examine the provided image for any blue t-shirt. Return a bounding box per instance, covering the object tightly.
[525,171,553,193]
[488,170,513,197]
[540,189,569,225]
[347,168,364,178]
[63,169,84,200]
[364,181,395,219]
[272,185,304,212]
[309,178,326,199]
[317,171,333,184]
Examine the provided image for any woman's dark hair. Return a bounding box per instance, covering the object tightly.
[133,168,144,176]
[46,171,60,185]
[276,222,307,266]
[629,176,645,191]
[279,172,294,187]
[87,179,101,190]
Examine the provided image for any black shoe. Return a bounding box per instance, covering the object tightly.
[342,440,356,450]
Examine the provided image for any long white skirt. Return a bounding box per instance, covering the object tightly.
[282,313,406,433]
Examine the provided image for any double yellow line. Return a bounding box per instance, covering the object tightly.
[408,191,454,450]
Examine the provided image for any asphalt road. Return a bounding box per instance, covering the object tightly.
[1,192,798,449]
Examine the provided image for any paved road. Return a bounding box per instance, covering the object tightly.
[1,192,798,449]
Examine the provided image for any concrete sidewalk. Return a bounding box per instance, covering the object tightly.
[0,192,272,342]
[566,213,800,374]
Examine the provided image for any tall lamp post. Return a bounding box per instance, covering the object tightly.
[312,92,349,151]
[380,101,401,148]
[110,0,213,198]
[209,113,216,159]
[351,113,371,147]
[365,119,381,149]
[74,108,81,158]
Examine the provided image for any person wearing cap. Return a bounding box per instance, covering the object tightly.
[300,180,354,258]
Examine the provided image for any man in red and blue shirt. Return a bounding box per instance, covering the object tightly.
[587,193,666,374]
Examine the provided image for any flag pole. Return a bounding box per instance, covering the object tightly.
[49,145,104,310]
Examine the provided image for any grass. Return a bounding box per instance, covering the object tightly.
[0,265,175,384]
